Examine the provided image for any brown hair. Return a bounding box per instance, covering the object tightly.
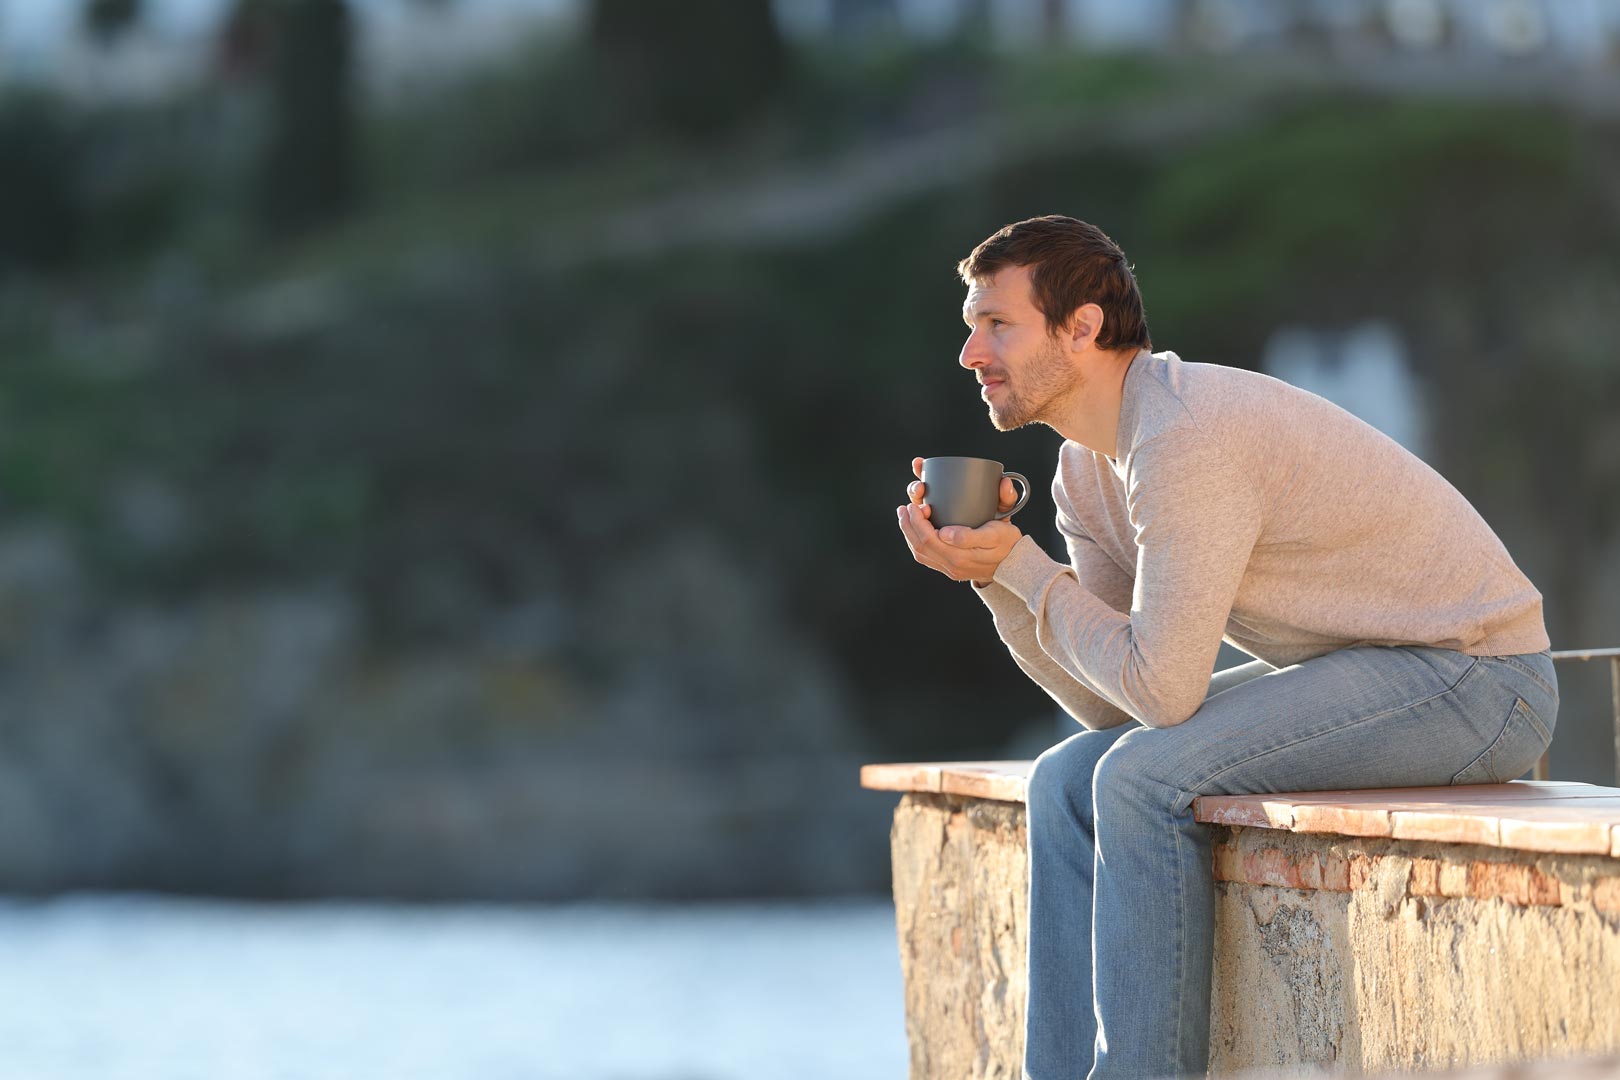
[956,215,1151,352]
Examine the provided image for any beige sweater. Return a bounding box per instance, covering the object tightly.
[976,348,1550,731]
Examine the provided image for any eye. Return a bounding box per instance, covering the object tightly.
[990,318,1006,328]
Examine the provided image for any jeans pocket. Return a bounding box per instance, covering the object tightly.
[1450,697,1552,785]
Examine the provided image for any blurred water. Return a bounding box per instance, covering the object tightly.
[0,894,909,1080]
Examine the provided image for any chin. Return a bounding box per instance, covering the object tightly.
[987,400,1035,431]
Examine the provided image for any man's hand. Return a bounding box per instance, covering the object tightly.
[898,456,1023,586]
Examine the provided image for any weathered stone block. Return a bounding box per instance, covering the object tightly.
[1593,877,1620,917]
[890,793,1028,1080]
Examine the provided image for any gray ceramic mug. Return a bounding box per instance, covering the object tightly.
[921,456,1030,528]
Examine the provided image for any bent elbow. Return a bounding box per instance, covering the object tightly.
[1135,694,1204,729]
[1117,651,1208,729]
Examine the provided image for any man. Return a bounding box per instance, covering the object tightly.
[895,215,1557,1080]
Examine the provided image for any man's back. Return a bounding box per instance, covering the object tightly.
[1057,349,1549,669]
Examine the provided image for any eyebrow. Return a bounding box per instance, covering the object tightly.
[963,306,1008,324]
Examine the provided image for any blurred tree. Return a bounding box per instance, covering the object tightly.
[216,0,275,80]
[588,0,786,140]
[81,0,143,45]
[259,0,356,234]
[0,95,83,275]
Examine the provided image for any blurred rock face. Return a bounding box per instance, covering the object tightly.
[0,523,883,899]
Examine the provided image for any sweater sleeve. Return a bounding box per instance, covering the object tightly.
[990,427,1263,728]
[971,468,1140,730]
[974,580,1136,730]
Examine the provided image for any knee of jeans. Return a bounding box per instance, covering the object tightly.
[1092,732,1172,806]
[1027,735,1108,824]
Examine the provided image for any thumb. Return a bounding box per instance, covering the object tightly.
[967,520,1022,548]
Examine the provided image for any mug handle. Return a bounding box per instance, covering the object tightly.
[996,471,1031,520]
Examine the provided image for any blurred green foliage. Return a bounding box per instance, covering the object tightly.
[1143,98,1584,334]
[2,22,1617,760]
[0,353,136,518]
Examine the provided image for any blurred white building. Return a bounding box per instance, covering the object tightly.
[1262,321,1433,463]
[3,0,1617,100]
[779,0,1620,62]
[0,0,580,100]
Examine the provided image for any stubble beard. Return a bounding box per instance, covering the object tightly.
[987,335,1085,433]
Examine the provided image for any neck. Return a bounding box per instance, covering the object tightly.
[1050,347,1138,458]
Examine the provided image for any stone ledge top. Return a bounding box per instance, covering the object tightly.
[861,760,1034,803]
[859,761,1620,857]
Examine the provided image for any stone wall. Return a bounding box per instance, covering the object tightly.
[1210,826,1620,1073]
[885,792,1620,1080]
[890,793,1028,1080]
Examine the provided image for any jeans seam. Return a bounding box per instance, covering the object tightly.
[1483,654,1557,700]
[1170,810,1186,1075]
[1139,773,1193,1077]
[1514,696,1551,745]
[1112,770,1198,1077]
[1180,656,1480,803]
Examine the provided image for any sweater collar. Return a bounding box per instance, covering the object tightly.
[1104,347,1151,470]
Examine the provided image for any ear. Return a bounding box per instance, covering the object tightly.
[1063,303,1106,352]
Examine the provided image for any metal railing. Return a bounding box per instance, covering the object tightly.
[1536,647,1620,782]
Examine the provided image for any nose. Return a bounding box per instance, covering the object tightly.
[959,327,989,370]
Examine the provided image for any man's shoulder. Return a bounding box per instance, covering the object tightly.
[1129,355,1321,463]
[1136,354,1283,424]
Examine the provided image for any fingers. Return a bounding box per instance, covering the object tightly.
[997,476,1018,512]
[937,519,1019,550]
[896,502,939,554]
[898,503,933,570]
[906,459,929,516]
[900,504,1014,583]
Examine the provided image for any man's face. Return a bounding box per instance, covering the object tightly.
[959,265,1083,432]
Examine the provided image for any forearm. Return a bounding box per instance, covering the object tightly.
[979,578,1270,727]
[993,528,1253,727]
[975,580,1135,730]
